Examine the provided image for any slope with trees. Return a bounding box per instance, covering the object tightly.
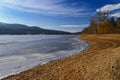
[82,10,120,34]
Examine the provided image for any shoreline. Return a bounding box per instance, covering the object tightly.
[3,34,120,80]
[0,35,88,79]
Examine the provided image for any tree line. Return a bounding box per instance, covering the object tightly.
[82,10,120,34]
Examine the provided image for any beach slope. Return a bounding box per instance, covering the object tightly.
[3,34,120,80]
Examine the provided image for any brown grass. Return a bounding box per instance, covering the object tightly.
[3,34,120,80]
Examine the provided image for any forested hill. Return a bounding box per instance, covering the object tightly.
[82,11,120,34]
[0,22,71,35]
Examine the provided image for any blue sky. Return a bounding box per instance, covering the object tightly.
[0,0,120,32]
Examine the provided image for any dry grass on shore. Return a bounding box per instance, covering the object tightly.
[3,34,120,80]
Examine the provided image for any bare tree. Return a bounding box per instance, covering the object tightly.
[96,10,110,23]
[89,10,110,34]
[83,10,110,34]
[90,15,97,33]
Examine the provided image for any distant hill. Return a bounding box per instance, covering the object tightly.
[0,22,72,35]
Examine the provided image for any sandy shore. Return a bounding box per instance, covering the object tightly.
[3,34,120,80]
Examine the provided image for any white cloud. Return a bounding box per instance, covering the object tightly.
[96,3,120,12]
[111,12,120,17]
[43,24,89,33]
[0,0,89,16]
[96,3,120,17]
[61,24,89,28]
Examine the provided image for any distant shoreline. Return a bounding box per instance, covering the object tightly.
[3,34,120,80]
[0,22,75,35]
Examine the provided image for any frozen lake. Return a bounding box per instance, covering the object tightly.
[0,35,88,79]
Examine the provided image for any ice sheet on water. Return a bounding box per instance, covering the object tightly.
[0,35,88,79]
